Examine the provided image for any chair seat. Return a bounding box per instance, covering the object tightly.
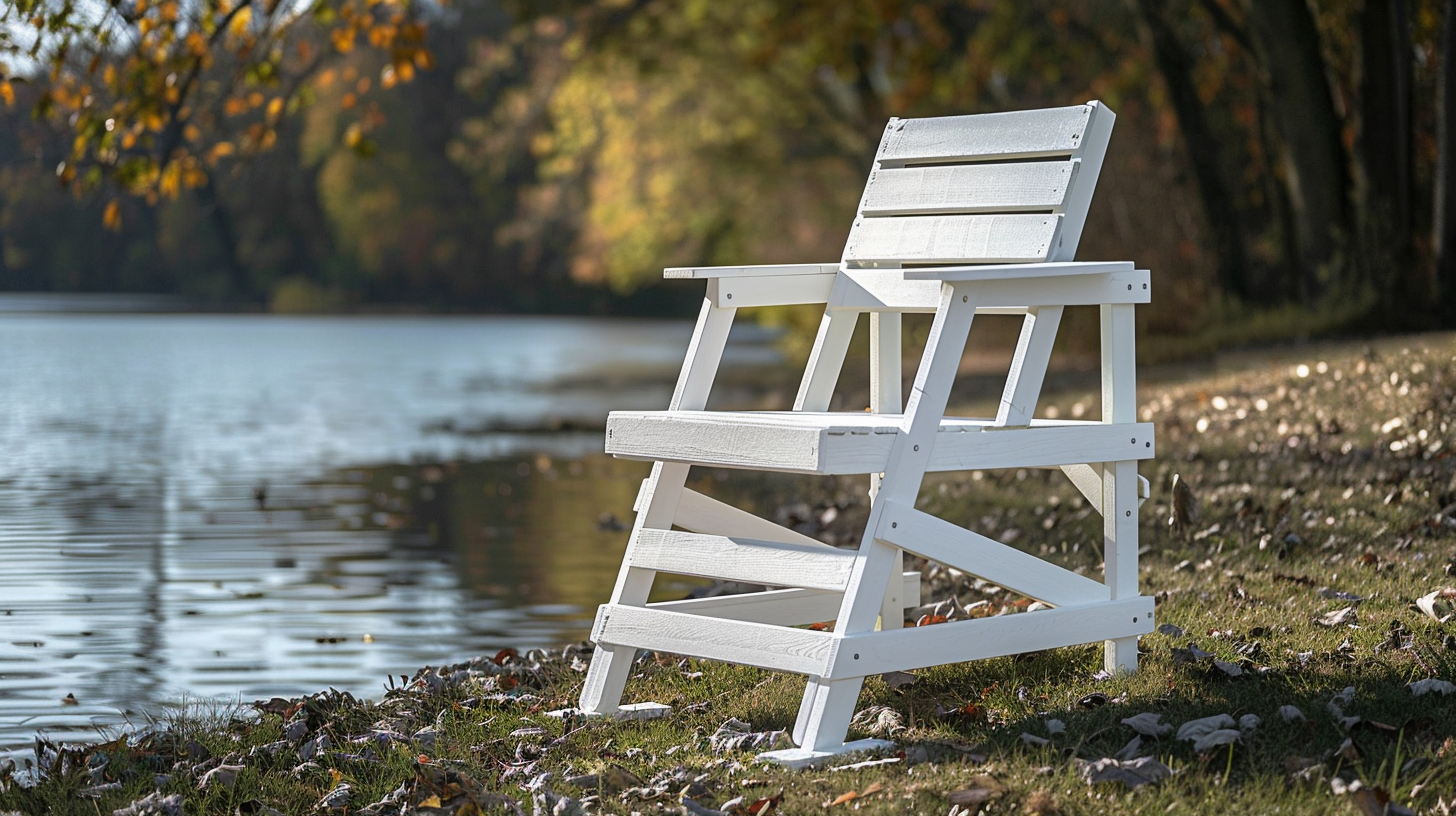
[607,410,1154,475]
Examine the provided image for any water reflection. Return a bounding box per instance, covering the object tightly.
[0,312,785,753]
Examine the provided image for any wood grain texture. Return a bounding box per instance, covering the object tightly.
[673,488,830,548]
[825,596,1154,679]
[646,572,922,625]
[875,501,1110,607]
[831,267,1146,312]
[664,263,838,279]
[861,161,1078,216]
[630,529,856,591]
[844,214,1060,266]
[877,105,1093,166]
[592,604,834,676]
[608,411,1154,475]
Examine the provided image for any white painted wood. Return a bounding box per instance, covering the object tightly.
[630,529,856,592]
[802,283,981,753]
[996,306,1063,426]
[898,260,1134,281]
[545,702,672,721]
[758,739,896,769]
[673,488,831,549]
[585,101,1148,758]
[664,262,839,280]
[712,274,836,309]
[870,311,904,631]
[875,104,1093,167]
[593,604,835,677]
[607,410,1155,475]
[875,501,1110,607]
[824,596,1154,679]
[1059,465,1152,510]
[647,572,922,625]
[833,267,1147,312]
[579,298,736,715]
[861,161,1079,216]
[844,213,1061,266]
[1099,301,1141,674]
[794,310,858,411]
[1051,103,1114,260]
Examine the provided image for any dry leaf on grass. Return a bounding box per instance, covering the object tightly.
[1074,756,1174,789]
[1409,678,1456,696]
[1121,712,1173,737]
[1315,607,1357,627]
[1415,588,1456,623]
[822,781,883,808]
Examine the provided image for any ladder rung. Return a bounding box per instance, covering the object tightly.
[593,604,834,677]
[631,529,855,592]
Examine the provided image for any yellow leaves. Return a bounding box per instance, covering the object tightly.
[145,111,165,132]
[317,69,336,89]
[341,92,357,110]
[224,97,249,116]
[158,1,179,23]
[418,796,442,809]
[343,123,364,148]
[102,64,117,87]
[183,124,201,142]
[229,6,253,38]
[394,61,415,83]
[135,0,149,15]
[0,81,13,107]
[210,141,236,160]
[380,66,397,89]
[103,200,122,232]
[121,131,138,150]
[186,31,208,58]
[332,27,356,53]
[247,91,264,108]
[159,162,181,197]
[265,96,283,121]
[355,77,371,94]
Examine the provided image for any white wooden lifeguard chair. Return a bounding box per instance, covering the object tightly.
[577,101,1155,766]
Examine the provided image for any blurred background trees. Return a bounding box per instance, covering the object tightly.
[3,0,1455,350]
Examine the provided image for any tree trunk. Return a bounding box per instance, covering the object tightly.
[1436,0,1456,323]
[1132,0,1252,301]
[194,175,251,301]
[1361,0,1424,325]
[1240,0,1351,302]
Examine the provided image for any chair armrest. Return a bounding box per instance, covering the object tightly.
[664,263,840,280]
[899,261,1134,282]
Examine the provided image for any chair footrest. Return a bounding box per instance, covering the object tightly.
[607,411,1154,474]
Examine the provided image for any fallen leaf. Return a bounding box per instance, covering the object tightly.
[1020,732,1050,746]
[1415,588,1456,623]
[1176,714,1235,742]
[1409,678,1456,696]
[418,795,442,808]
[946,776,1003,813]
[822,781,882,808]
[198,764,243,791]
[1191,729,1240,752]
[1349,787,1417,816]
[1044,718,1065,735]
[1277,705,1306,722]
[850,705,904,737]
[1315,607,1357,627]
[1121,712,1173,737]
[880,671,918,690]
[1213,660,1243,677]
[1074,756,1174,789]
[1238,714,1260,733]
[1157,623,1185,637]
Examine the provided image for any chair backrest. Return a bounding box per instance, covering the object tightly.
[842,102,1114,269]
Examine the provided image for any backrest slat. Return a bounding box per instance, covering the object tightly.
[861,161,1079,217]
[844,214,1061,267]
[876,105,1092,168]
[841,102,1111,279]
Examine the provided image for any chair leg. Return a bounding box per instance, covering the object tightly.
[1101,458,1140,674]
[579,462,691,713]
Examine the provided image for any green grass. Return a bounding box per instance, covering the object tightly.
[5,334,1456,815]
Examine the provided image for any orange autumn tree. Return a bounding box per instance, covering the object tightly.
[0,0,432,232]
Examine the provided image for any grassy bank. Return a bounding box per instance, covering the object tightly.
[5,334,1456,815]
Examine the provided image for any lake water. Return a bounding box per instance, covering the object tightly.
[0,308,785,754]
